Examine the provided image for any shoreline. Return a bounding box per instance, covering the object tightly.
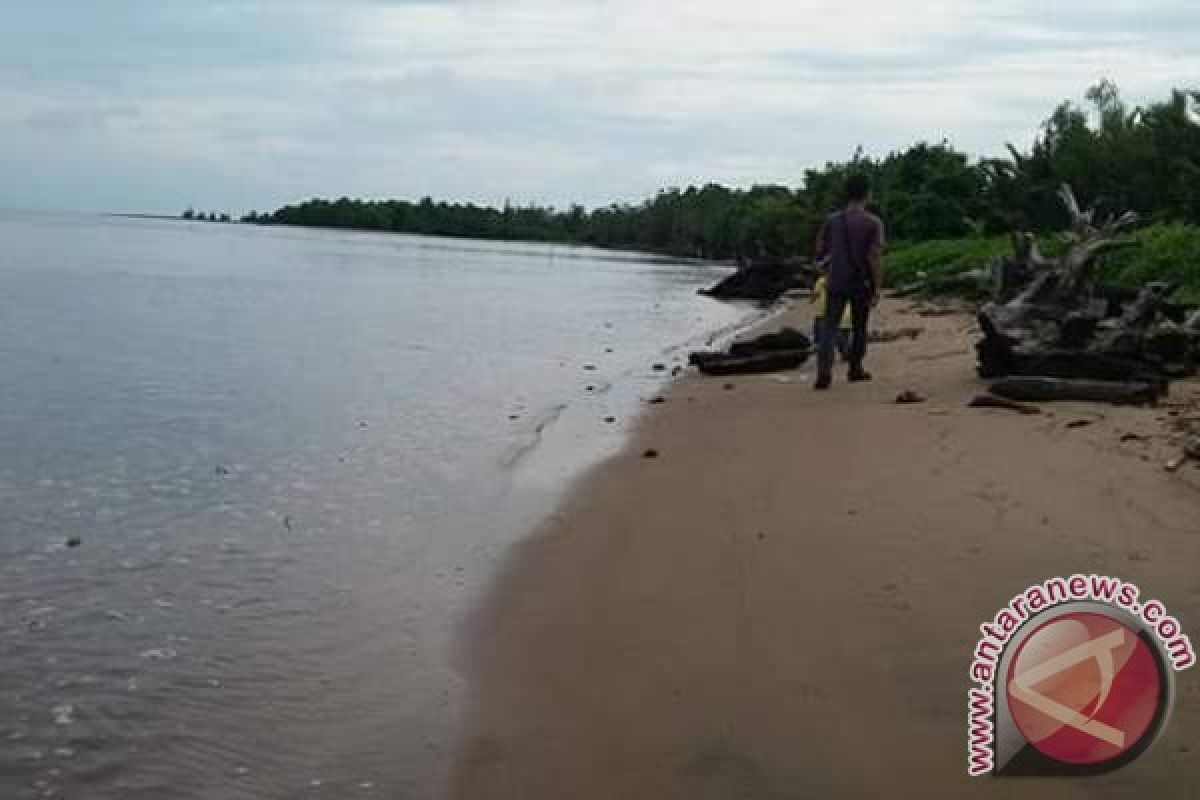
[450,297,1200,798]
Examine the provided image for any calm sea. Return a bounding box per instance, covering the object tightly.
[0,212,751,799]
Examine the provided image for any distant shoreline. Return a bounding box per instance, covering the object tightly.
[103,212,190,221]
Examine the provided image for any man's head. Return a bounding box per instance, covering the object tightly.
[845,173,871,205]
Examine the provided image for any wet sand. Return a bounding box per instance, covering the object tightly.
[451,299,1200,799]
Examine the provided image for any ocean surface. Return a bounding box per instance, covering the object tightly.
[0,211,752,799]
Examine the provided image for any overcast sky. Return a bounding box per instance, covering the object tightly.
[3,1,1198,214]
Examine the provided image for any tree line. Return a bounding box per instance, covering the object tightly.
[182,209,233,223]
[230,83,1200,260]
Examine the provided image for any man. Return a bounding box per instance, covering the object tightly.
[813,173,885,390]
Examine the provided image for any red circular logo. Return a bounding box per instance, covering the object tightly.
[1006,612,1163,765]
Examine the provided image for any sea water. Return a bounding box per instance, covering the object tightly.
[0,211,752,798]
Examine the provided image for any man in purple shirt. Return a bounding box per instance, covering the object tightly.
[813,173,886,390]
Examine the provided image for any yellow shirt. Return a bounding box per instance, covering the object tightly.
[812,276,852,328]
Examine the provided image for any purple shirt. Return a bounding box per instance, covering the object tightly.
[816,208,885,296]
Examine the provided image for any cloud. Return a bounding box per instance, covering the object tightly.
[2,0,1199,212]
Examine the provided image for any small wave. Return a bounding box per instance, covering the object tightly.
[499,404,569,469]
[138,647,178,660]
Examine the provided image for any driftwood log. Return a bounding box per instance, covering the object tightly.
[689,326,812,376]
[976,184,1197,404]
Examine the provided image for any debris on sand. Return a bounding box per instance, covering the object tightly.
[909,348,970,363]
[894,390,926,405]
[968,394,1041,415]
[642,449,659,459]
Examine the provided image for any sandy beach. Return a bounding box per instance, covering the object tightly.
[451,297,1200,799]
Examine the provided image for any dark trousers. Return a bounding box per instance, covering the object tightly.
[817,291,871,377]
[813,319,851,360]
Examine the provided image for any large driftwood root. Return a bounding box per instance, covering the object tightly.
[975,184,1195,404]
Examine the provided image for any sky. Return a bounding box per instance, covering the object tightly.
[3,0,1199,214]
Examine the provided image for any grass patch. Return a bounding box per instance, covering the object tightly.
[886,236,1012,287]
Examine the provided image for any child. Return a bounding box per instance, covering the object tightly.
[812,272,852,360]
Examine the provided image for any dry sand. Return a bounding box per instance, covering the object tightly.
[451,298,1200,799]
